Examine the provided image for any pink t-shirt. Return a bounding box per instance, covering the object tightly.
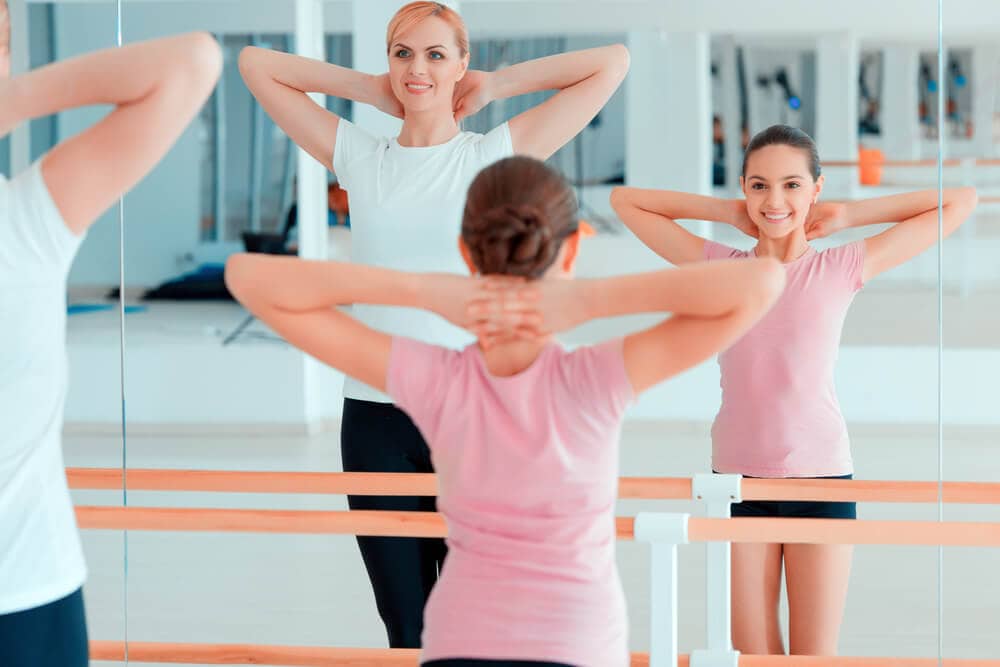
[387,337,634,667]
[704,240,865,477]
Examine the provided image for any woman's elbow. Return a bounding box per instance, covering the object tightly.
[178,32,223,96]
[224,254,255,302]
[606,43,630,81]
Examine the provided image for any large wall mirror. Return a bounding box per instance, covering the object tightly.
[941,1,1000,660]
[12,1,999,666]
[3,0,127,661]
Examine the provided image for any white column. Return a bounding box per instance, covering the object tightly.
[742,47,766,138]
[9,0,30,172]
[626,31,712,237]
[351,0,460,138]
[294,0,329,429]
[881,46,921,161]
[717,37,745,194]
[295,0,327,262]
[815,33,860,198]
[971,44,1000,158]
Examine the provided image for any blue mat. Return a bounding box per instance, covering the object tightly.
[68,303,148,316]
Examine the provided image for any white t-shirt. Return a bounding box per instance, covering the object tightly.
[0,160,87,614]
[332,119,514,403]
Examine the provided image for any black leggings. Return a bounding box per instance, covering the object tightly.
[424,661,576,667]
[341,398,447,648]
[0,588,89,667]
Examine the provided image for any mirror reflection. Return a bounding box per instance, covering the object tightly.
[0,1,219,665]
[13,1,998,666]
[940,10,1000,661]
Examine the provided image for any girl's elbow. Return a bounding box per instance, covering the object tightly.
[962,186,979,210]
[610,186,629,210]
[237,45,264,78]
[749,258,786,308]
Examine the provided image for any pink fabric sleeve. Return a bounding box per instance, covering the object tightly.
[563,338,634,423]
[386,336,453,435]
[703,240,748,261]
[834,240,866,292]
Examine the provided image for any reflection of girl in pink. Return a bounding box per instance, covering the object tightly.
[613,124,977,656]
[240,1,631,648]
[0,15,221,665]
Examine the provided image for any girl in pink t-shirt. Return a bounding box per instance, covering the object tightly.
[612,124,978,657]
[226,155,785,667]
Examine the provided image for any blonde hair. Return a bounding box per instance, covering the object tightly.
[386,1,469,57]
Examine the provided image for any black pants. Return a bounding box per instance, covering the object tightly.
[341,398,447,648]
[0,588,89,667]
[424,661,576,667]
[722,473,858,519]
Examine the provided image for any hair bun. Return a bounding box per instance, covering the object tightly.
[478,204,555,274]
[461,156,577,279]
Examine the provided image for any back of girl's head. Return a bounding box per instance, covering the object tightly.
[742,124,821,181]
[462,156,578,279]
[386,2,469,57]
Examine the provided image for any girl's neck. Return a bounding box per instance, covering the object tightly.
[754,227,811,264]
[478,336,553,378]
[396,109,460,147]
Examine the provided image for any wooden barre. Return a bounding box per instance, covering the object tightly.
[75,507,1000,546]
[824,158,1000,167]
[88,642,651,666]
[86,642,1000,666]
[65,468,1000,504]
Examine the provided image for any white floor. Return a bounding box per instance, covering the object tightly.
[68,421,1000,665]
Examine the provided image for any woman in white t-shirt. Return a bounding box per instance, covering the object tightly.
[0,16,221,665]
[238,0,629,648]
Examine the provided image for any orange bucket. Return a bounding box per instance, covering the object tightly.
[858,147,884,186]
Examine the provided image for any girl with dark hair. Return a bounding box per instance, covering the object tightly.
[0,23,222,666]
[239,1,632,647]
[611,123,978,655]
[226,155,785,667]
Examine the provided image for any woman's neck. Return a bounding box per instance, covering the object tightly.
[396,109,461,147]
[478,336,553,378]
[754,227,811,263]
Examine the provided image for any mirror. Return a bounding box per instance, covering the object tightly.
[39,1,960,665]
[941,3,1000,660]
[1,0,125,662]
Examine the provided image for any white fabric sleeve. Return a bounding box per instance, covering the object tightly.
[331,118,383,190]
[0,160,84,282]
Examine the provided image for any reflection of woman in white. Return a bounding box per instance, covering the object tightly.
[239,1,629,648]
[0,12,222,665]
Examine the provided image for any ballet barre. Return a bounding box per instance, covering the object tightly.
[83,640,1000,666]
[76,508,1000,667]
[73,471,1000,666]
[824,157,1000,167]
[66,467,1000,504]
